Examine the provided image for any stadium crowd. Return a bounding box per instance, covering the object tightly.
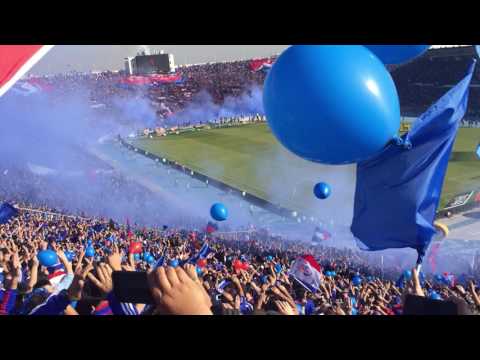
[1,201,480,316]
[26,49,480,128]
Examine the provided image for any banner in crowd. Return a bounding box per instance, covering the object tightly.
[0,45,54,97]
[249,58,274,72]
[290,255,323,292]
[117,74,184,87]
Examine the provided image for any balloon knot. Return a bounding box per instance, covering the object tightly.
[393,135,404,146]
[403,140,413,150]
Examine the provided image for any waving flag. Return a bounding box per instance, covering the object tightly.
[289,255,323,292]
[312,227,331,243]
[249,58,274,72]
[206,221,218,234]
[0,203,19,224]
[0,45,54,98]
[187,242,213,264]
[351,61,476,263]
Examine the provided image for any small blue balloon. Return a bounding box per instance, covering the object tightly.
[266,255,273,261]
[134,253,140,261]
[261,275,269,284]
[169,259,179,268]
[352,276,362,286]
[196,266,203,276]
[364,45,430,65]
[404,270,412,280]
[65,251,75,262]
[37,250,58,267]
[314,182,331,200]
[85,246,95,258]
[430,291,442,301]
[263,45,400,165]
[434,274,443,282]
[330,271,336,276]
[87,239,92,246]
[146,255,155,264]
[274,264,282,274]
[351,308,358,315]
[210,203,228,222]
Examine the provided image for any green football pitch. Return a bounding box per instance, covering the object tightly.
[133,124,480,211]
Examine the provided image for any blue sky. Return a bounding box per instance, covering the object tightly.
[30,45,289,75]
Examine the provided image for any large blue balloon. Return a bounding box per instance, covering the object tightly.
[210,203,228,222]
[314,182,331,200]
[364,45,430,65]
[37,250,58,267]
[264,45,400,165]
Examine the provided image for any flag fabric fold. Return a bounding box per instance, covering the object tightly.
[0,45,54,98]
[351,60,476,262]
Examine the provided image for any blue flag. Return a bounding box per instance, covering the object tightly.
[0,203,19,224]
[187,243,212,264]
[351,61,476,262]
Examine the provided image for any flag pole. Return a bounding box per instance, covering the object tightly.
[381,255,384,280]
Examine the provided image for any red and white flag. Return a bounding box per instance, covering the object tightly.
[289,255,323,292]
[0,45,54,98]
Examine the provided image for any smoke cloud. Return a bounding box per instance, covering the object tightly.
[165,86,264,126]
[0,86,202,227]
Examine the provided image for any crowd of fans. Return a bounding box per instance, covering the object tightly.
[391,55,480,118]
[1,202,480,315]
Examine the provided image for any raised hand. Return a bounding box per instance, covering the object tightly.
[469,281,480,307]
[107,243,122,272]
[147,266,212,315]
[68,260,94,301]
[184,264,212,308]
[87,263,114,295]
[275,300,299,315]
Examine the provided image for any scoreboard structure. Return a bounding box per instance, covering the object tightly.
[125,52,176,75]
